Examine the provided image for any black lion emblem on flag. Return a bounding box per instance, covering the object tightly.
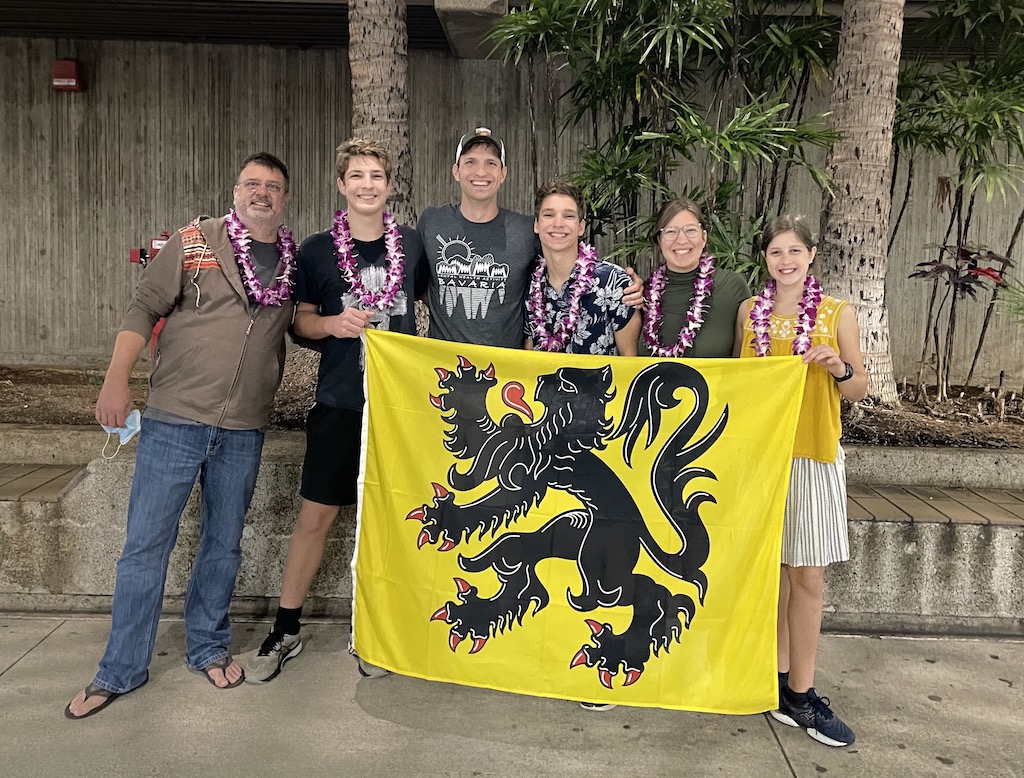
[405,357,727,689]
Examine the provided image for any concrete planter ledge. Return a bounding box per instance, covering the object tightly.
[0,425,1022,635]
[0,424,307,466]
[844,445,1024,490]
[2,424,1022,487]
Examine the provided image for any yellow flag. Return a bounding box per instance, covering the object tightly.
[354,330,806,714]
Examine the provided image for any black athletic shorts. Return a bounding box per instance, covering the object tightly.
[299,404,362,507]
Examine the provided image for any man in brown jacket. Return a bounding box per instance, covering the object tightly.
[65,152,297,719]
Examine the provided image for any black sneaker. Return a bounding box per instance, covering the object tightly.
[770,686,856,747]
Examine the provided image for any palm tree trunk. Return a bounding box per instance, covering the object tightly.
[349,0,415,225]
[819,0,905,405]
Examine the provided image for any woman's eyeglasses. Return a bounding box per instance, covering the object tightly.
[659,226,702,241]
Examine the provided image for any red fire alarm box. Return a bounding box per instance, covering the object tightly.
[129,231,171,267]
[52,60,84,92]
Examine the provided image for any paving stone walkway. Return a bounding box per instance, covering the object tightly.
[0,463,85,501]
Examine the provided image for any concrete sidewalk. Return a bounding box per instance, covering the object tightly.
[2,616,1020,777]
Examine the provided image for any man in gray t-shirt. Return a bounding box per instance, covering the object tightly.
[417,205,534,349]
[418,128,534,348]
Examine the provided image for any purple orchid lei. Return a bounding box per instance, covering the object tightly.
[528,242,598,352]
[641,253,716,357]
[224,209,296,306]
[749,274,824,356]
[332,209,405,312]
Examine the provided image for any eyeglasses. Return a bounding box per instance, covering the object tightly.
[238,179,286,194]
[659,226,703,241]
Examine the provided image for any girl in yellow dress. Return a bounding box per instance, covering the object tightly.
[735,215,868,747]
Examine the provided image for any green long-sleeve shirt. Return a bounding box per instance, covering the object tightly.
[640,265,750,358]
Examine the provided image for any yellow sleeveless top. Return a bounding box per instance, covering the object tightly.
[738,294,847,463]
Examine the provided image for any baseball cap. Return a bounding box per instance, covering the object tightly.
[455,127,506,166]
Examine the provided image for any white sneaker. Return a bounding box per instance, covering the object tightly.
[243,631,302,684]
[579,702,617,711]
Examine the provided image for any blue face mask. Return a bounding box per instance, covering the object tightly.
[101,409,141,459]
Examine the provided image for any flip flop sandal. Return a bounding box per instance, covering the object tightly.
[64,674,149,720]
[198,656,245,689]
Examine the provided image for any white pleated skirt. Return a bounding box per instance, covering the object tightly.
[782,445,851,567]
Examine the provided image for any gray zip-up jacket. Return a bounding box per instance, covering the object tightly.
[120,214,295,430]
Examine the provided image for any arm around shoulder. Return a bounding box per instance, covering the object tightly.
[621,267,644,308]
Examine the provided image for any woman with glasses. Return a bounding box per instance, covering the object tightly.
[639,198,750,358]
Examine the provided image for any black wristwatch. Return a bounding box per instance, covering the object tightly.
[834,362,854,382]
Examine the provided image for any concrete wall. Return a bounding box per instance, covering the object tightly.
[2,429,1023,635]
[3,37,1023,381]
[0,432,356,616]
[829,520,1024,636]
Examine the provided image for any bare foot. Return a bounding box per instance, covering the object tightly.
[65,685,114,718]
[64,676,148,720]
[203,658,244,688]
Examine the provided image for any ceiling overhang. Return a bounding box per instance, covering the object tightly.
[0,2,976,60]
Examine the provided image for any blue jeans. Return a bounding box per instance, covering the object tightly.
[93,417,265,693]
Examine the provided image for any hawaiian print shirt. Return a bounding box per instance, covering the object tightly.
[525,259,634,355]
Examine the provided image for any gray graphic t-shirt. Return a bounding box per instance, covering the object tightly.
[417,204,536,348]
